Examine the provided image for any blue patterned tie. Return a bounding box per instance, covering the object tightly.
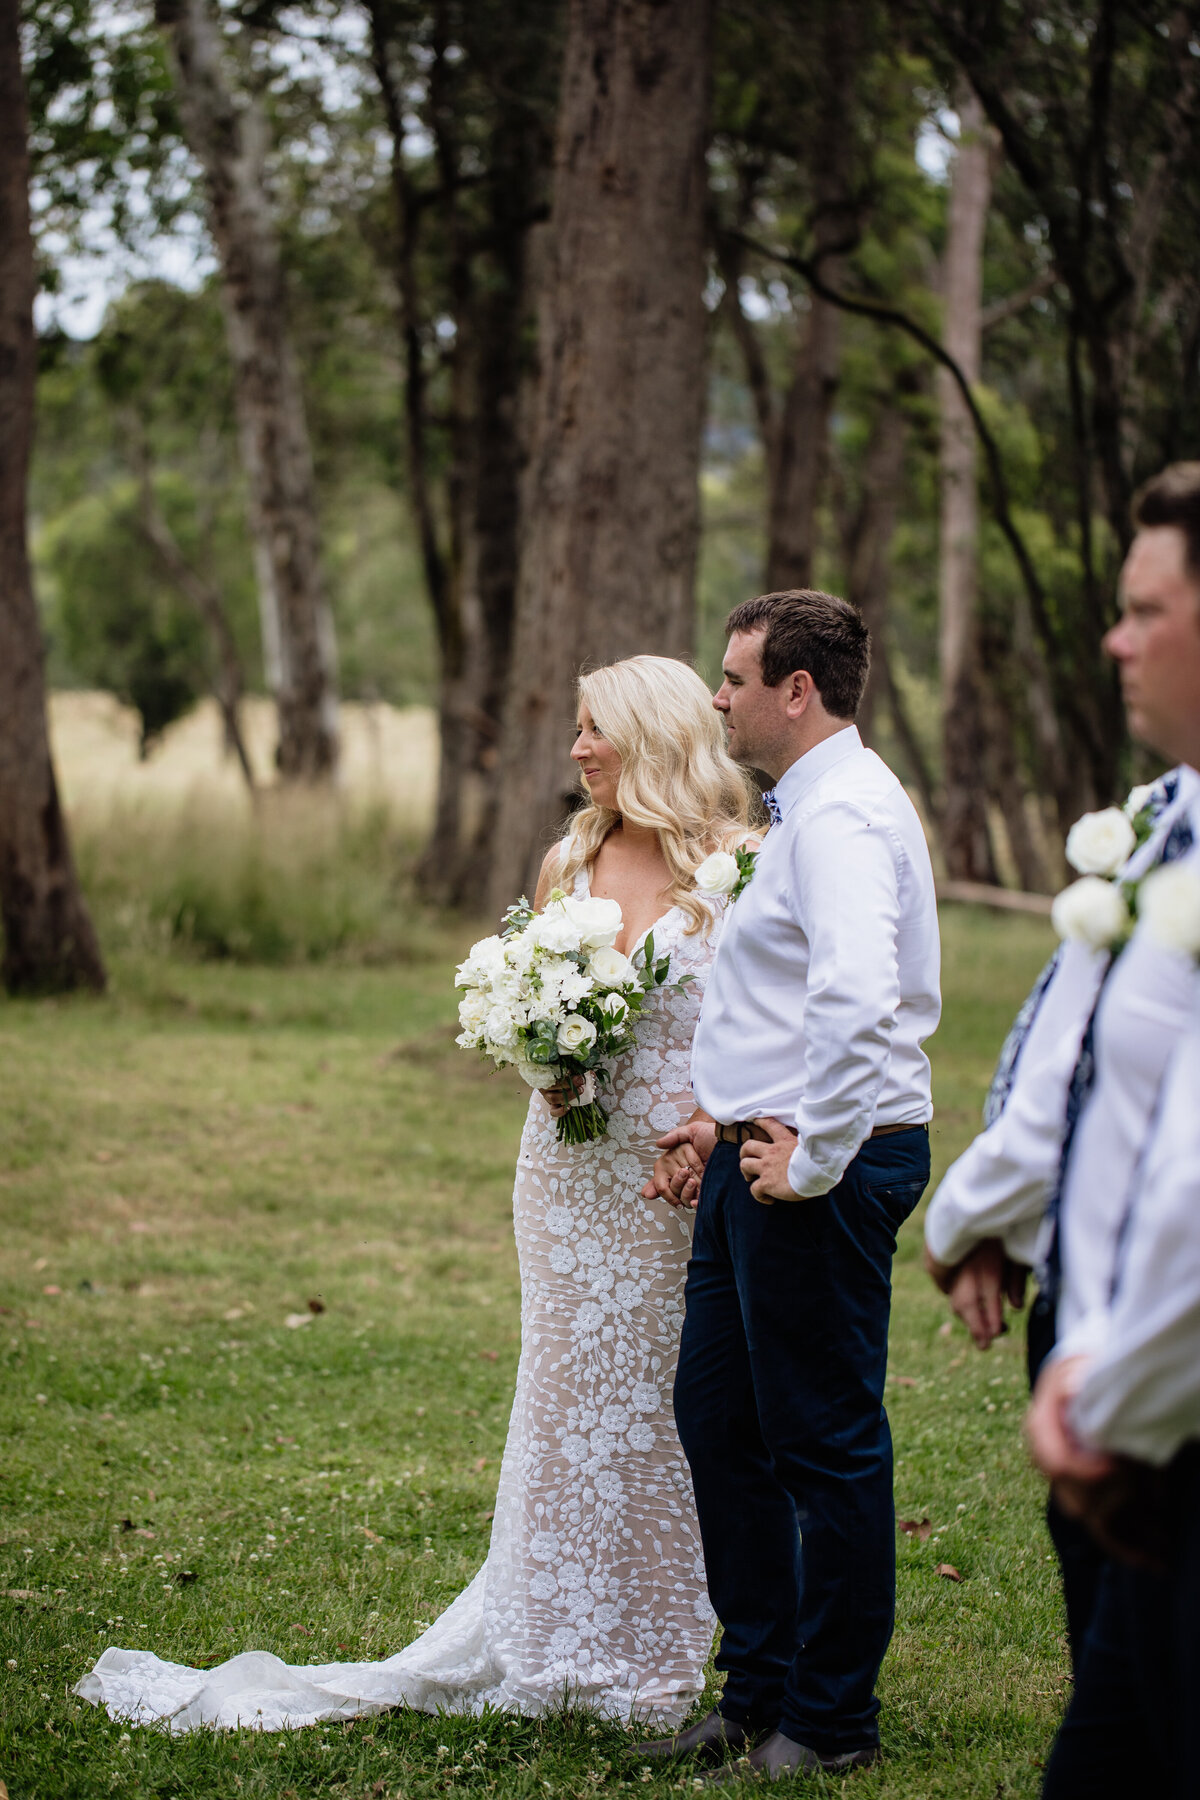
[762,788,783,827]
[1040,795,1194,1308]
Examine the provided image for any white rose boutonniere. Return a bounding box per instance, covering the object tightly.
[695,845,759,903]
[1137,863,1200,957]
[695,850,740,895]
[1051,875,1132,951]
[1065,806,1137,877]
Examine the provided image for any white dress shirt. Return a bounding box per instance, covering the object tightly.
[691,725,941,1198]
[923,769,1200,1342]
[1070,1015,1200,1465]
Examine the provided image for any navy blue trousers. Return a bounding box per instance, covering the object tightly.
[1041,1446,1200,1798]
[673,1128,930,1756]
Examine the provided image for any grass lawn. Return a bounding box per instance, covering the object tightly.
[0,905,1064,1799]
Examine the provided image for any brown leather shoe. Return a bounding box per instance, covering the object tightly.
[698,1729,881,1782]
[629,1709,754,1763]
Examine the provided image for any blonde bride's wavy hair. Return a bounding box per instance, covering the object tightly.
[557,655,755,934]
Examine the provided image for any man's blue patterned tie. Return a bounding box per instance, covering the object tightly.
[1040,794,1194,1310]
[762,788,783,827]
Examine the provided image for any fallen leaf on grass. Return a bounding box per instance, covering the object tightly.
[473,1457,488,1474]
[891,1375,918,1388]
[2,1777,10,1799]
[42,1285,61,1296]
[290,1623,311,1635]
[307,1297,325,1314]
[5,1590,37,1600]
[938,1320,954,1338]
[477,1350,498,1362]
[32,1258,48,1272]
[898,1518,933,1542]
[284,1313,313,1330]
[359,1527,383,1544]
[935,1563,963,1582]
[93,1151,113,1164]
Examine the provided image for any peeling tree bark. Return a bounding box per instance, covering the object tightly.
[0,0,105,994]
[156,0,339,782]
[488,0,712,914]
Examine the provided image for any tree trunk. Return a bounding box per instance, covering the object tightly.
[0,0,105,995]
[937,87,999,885]
[763,0,859,592]
[156,0,338,782]
[488,0,712,915]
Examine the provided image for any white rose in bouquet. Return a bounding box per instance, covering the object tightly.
[1051,875,1131,950]
[694,850,740,895]
[1065,806,1136,876]
[457,990,491,1038]
[561,895,623,950]
[1124,783,1157,819]
[601,992,629,1020]
[557,1013,598,1055]
[589,945,637,987]
[1137,863,1200,957]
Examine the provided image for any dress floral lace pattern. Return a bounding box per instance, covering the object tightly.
[76,879,723,1733]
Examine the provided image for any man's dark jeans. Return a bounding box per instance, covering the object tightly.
[1041,1445,1200,1798]
[673,1127,930,1757]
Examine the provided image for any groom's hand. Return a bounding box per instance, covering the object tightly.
[739,1118,799,1205]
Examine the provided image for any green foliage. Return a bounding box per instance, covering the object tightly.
[40,483,209,751]
[0,905,1065,1798]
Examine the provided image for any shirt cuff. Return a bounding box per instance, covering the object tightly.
[786,1140,840,1199]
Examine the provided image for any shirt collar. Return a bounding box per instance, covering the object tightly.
[771,725,862,819]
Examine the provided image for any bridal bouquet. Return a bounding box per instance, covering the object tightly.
[455,890,678,1144]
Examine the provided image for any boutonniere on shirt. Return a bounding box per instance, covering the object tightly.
[694,846,759,904]
[1051,783,1190,954]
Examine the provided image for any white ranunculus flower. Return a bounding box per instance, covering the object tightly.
[557,1013,598,1055]
[1065,806,1136,876]
[694,850,740,895]
[515,1058,559,1091]
[1124,782,1157,820]
[484,1003,520,1049]
[1051,875,1131,950]
[456,933,507,988]
[588,945,636,988]
[560,894,623,950]
[1137,863,1200,957]
[458,991,490,1033]
[525,906,582,954]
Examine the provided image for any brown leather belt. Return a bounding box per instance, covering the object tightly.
[715,1119,927,1146]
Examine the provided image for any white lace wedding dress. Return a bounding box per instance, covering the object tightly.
[78,880,723,1733]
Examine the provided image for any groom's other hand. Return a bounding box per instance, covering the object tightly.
[739,1117,801,1205]
[644,1118,716,1209]
[924,1238,1027,1350]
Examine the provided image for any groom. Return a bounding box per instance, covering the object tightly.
[639,589,941,1777]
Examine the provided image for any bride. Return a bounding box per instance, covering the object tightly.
[78,654,755,1733]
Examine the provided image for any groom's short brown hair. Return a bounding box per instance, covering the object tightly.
[1133,463,1200,583]
[725,589,871,720]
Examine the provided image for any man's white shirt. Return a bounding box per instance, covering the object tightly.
[690,725,941,1197]
[923,766,1200,1355]
[1071,1012,1200,1465]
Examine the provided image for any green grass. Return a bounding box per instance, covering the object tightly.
[0,905,1062,1798]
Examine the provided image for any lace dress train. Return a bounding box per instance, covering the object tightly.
[77,893,721,1732]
